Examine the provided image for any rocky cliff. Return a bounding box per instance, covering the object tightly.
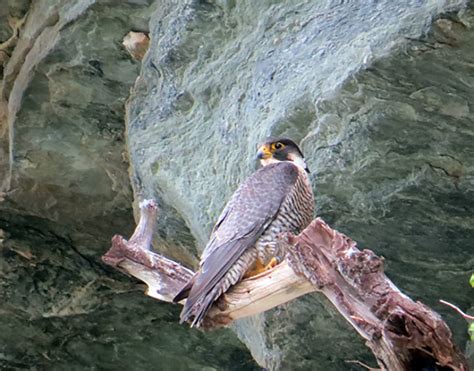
[1,0,473,370]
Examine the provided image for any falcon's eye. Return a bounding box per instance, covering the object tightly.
[273,142,284,150]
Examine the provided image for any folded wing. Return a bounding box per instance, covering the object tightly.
[174,162,299,326]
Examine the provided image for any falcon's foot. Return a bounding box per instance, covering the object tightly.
[244,257,278,278]
[265,257,278,270]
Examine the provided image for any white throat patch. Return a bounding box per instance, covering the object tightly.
[287,152,308,172]
[260,153,308,172]
[260,157,281,167]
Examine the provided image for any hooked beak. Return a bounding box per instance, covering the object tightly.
[256,145,272,160]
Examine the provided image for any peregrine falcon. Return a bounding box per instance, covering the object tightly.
[173,138,314,327]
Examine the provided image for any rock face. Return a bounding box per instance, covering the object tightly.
[0,0,257,370]
[1,0,473,370]
[128,0,473,369]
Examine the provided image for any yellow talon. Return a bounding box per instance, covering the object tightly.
[265,257,278,270]
[244,257,278,278]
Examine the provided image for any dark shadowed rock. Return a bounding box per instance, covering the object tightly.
[0,0,257,369]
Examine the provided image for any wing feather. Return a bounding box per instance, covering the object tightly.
[175,162,299,325]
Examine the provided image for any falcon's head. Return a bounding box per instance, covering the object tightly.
[257,138,309,173]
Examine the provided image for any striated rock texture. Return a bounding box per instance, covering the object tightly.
[0,0,257,370]
[127,0,473,369]
[1,0,473,370]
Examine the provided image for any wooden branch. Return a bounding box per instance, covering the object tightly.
[102,200,194,302]
[205,260,315,327]
[440,299,474,321]
[102,200,468,371]
[286,220,469,371]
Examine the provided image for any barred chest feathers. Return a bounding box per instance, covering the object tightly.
[255,165,314,264]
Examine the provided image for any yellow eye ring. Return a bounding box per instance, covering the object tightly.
[273,142,284,150]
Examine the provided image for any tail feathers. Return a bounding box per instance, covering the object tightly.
[173,274,212,327]
[173,275,196,303]
[178,289,218,328]
[189,295,216,328]
[173,283,192,303]
[175,273,225,327]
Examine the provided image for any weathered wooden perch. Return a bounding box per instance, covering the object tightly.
[102,200,468,371]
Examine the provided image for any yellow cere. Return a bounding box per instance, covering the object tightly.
[259,145,273,158]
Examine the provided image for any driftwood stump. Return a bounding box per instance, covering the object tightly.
[102,200,469,371]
